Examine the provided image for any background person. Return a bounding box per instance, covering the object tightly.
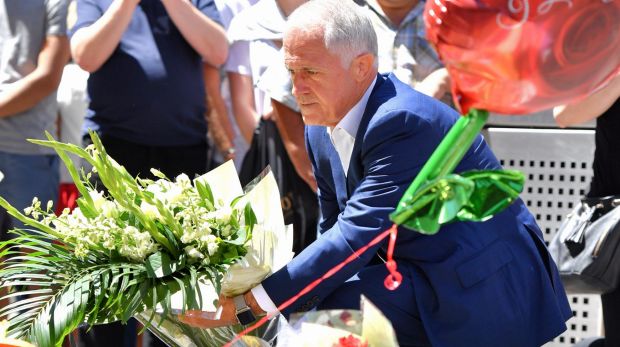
[0,0,70,234]
[70,0,228,345]
[554,73,620,347]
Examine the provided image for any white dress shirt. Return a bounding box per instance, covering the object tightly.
[250,76,378,314]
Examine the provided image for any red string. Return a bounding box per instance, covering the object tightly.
[384,224,402,290]
[224,224,402,347]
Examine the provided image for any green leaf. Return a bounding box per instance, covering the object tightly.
[0,232,150,346]
[230,194,245,208]
[244,202,257,233]
[149,168,168,180]
[223,229,247,246]
[144,252,186,279]
[194,178,215,210]
[76,197,98,219]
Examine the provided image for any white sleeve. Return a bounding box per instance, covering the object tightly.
[251,284,279,315]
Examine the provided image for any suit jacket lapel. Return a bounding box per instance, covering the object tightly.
[346,74,390,196]
[318,128,349,211]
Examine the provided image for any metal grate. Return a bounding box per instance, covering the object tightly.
[484,128,601,347]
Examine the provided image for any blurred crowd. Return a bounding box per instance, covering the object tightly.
[3,0,620,346]
[0,0,453,264]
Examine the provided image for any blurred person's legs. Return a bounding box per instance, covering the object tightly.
[600,287,620,347]
[0,152,59,231]
[87,134,209,182]
[0,153,58,317]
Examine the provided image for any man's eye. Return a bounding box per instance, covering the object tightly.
[306,70,318,75]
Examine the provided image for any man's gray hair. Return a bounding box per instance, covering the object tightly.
[285,0,378,67]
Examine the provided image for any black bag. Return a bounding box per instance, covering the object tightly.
[239,119,319,255]
[549,195,620,294]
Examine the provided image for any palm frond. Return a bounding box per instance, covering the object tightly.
[0,231,152,347]
[0,231,219,347]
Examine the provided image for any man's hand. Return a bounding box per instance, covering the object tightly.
[178,294,238,329]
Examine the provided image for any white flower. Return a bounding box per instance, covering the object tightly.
[206,235,219,256]
[100,201,119,219]
[146,182,163,196]
[89,190,106,211]
[74,243,89,259]
[163,185,184,205]
[207,206,232,222]
[184,246,205,259]
[175,173,191,188]
[102,235,115,250]
[124,225,139,235]
[200,224,212,236]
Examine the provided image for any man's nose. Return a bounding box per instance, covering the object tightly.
[291,75,307,98]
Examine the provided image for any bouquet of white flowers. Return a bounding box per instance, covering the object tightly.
[0,131,291,347]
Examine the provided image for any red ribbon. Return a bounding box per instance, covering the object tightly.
[224,224,402,347]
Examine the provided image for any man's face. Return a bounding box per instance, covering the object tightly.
[284,28,359,127]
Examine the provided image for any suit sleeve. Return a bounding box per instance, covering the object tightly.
[262,111,442,315]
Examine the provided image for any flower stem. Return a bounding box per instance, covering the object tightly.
[0,196,61,239]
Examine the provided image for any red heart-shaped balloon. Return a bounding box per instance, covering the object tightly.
[424,0,620,114]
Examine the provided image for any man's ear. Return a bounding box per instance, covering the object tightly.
[351,52,375,82]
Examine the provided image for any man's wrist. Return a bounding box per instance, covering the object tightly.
[243,291,266,316]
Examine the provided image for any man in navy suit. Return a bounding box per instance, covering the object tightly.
[183,0,572,345]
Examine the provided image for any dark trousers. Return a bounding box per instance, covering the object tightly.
[78,134,209,347]
[602,288,620,347]
[91,134,209,181]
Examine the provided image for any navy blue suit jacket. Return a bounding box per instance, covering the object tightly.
[262,74,571,346]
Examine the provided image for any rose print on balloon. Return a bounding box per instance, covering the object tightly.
[424,0,620,114]
[392,0,620,234]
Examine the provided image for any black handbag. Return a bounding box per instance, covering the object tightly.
[549,195,620,294]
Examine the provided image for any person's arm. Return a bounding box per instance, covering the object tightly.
[415,67,451,101]
[0,35,70,118]
[71,0,140,72]
[228,72,259,144]
[272,100,317,192]
[160,0,228,67]
[553,73,620,127]
[203,64,236,161]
